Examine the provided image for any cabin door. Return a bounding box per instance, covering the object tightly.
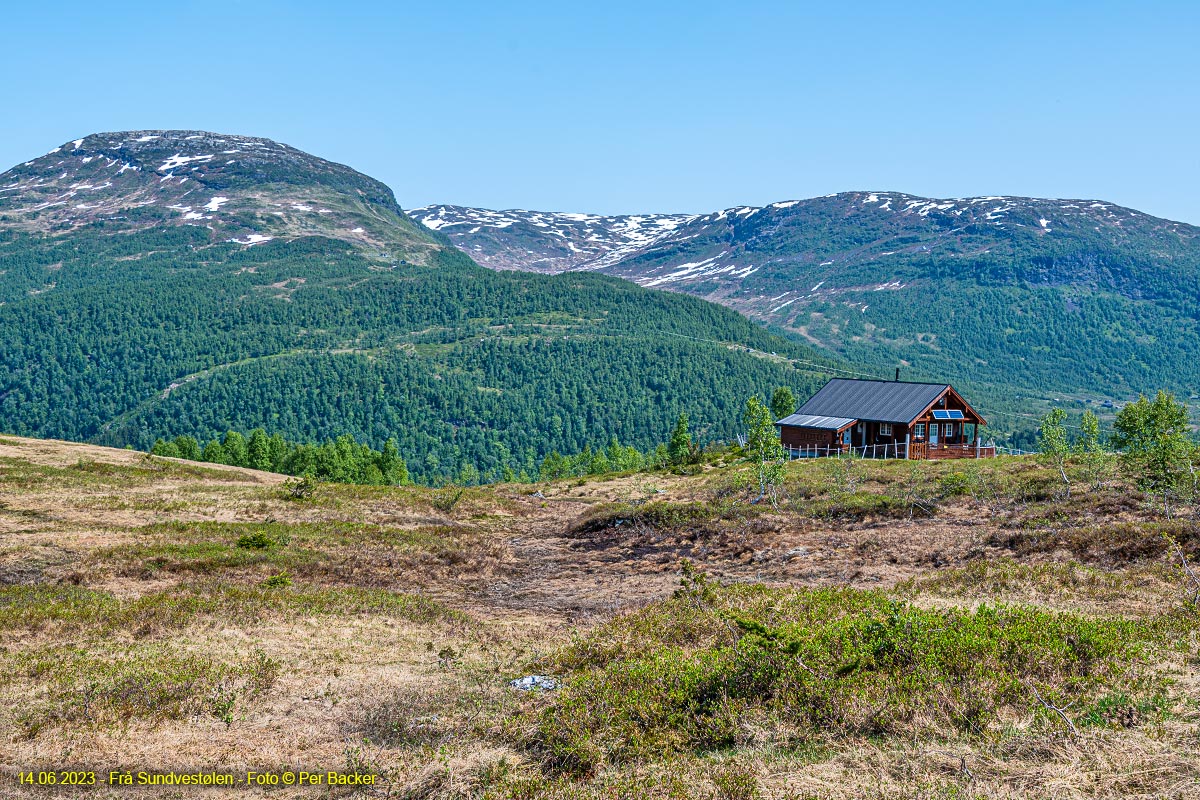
[929,423,939,445]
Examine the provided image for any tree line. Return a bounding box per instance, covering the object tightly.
[150,386,806,488]
[152,430,409,486]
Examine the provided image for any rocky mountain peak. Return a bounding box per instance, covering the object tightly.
[0,130,438,262]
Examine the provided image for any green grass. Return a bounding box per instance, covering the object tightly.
[523,577,1182,776]
[0,455,249,492]
[0,582,467,635]
[97,537,320,575]
[795,490,910,520]
[86,519,503,589]
[897,558,1155,604]
[11,644,279,736]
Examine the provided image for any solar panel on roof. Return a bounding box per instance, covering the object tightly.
[932,410,964,420]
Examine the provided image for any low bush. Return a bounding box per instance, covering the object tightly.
[573,500,737,536]
[991,520,1200,564]
[260,571,292,588]
[797,491,909,521]
[237,529,288,550]
[525,579,1172,776]
[282,473,318,500]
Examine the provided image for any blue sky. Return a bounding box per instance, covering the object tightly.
[3,1,1198,221]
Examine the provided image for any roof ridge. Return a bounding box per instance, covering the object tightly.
[828,377,950,387]
[797,378,953,425]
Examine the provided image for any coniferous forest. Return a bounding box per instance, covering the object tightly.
[0,225,830,483]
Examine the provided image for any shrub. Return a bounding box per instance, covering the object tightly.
[938,470,972,497]
[525,581,1167,775]
[236,530,285,550]
[282,473,318,500]
[431,486,465,513]
[260,571,292,589]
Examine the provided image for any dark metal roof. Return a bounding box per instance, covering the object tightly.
[795,378,949,425]
[774,413,857,430]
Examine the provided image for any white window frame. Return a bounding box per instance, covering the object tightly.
[914,423,925,438]
[879,423,892,436]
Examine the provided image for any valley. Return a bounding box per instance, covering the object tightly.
[412,195,1200,429]
[0,132,837,483]
[5,4,1195,799]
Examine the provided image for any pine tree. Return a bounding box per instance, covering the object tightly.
[151,438,182,458]
[201,440,226,464]
[173,435,201,460]
[247,429,272,472]
[379,437,408,485]
[667,412,692,466]
[222,431,249,467]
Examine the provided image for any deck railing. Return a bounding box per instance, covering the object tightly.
[783,441,1000,460]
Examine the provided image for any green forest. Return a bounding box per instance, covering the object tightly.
[0,225,831,483]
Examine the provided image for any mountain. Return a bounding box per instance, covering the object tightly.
[413,205,696,272]
[410,194,1200,408]
[0,132,834,482]
[1,130,438,262]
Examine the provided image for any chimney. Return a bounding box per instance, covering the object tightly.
[895,368,900,382]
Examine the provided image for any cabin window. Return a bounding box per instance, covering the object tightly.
[946,422,956,438]
[879,423,892,436]
[914,423,925,438]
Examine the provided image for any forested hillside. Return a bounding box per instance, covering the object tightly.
[413,194,1200,419]
[0,136,836,483]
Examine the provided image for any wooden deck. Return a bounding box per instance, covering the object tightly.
[783,441,997,460]
[925,442,996,459]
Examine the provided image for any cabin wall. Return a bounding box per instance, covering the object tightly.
[844,421,908,453]
[779,426,837,449]
[912,390,983,447]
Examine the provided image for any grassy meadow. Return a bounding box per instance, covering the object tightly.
[0,436,1197,798]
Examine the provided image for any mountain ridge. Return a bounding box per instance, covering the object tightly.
[410,192,1200,402]
[0,130,837,481]
[410,191,1196,281]
[1,129,442,263]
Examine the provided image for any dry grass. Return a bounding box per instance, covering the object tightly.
[0,436,1198,798]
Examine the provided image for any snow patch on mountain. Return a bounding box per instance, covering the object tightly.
[408,205,698,272]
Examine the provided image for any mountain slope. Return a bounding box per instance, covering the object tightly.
[0,130,439,262]
[0,132,836,482]
[410,193,1200,403]
[414,205,696,272]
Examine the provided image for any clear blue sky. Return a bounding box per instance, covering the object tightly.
[3,1,1197,222]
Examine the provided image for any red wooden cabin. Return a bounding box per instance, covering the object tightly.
[775,378,993,459]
